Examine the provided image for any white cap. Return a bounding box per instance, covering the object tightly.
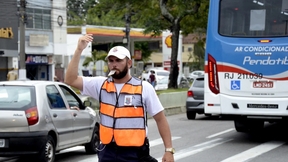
[105,46,131,60]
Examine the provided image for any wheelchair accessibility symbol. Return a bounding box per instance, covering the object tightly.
[231,80,240,90]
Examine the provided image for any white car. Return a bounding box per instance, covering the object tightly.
[188,70,204,81]
[142,68,170,90]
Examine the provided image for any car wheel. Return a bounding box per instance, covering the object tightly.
[38,135,55,162]
[187,112,196,120]
[85,125,100,154]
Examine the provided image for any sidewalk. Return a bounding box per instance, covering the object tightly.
[79,91,187,117]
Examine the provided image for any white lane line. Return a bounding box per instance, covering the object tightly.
[78,156,98,162]
[221,141,285,162]
[58,146,84,154]
[150,136,181,147]
[206,128,235,139]
[60,137,181,161]
[156,138,233,161]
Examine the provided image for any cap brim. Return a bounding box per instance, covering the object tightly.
[105,54,126,60]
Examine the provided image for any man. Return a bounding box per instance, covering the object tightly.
[7,68,18,81]
[65,34,174,162]
[149,70,156,88]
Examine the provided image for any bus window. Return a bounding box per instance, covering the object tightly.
[219,0,288,37]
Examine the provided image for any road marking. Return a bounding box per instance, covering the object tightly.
[156,138,233,161]
[206,128,235,138]
[0,157,19,162]
[150,136,181,147]
[58,146,84,154]
[60,137,181,162]
[79,156,98,162]
[221,141,285,162]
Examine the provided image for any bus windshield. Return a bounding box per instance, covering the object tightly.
[220,0,288,37]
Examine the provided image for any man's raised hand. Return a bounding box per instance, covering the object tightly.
[77,34,93,51]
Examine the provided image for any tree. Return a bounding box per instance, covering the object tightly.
[73,0,209,88]
[158,0,206,88]
[134,42,155,63]
[186,32,206,71]
[67,0,97,25]
[82,49,107,76]
[88,0,208,89]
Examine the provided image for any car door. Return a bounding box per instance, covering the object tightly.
[46,85,74,147]
[58,85,91,144]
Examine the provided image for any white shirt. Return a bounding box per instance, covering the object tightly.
[81,76,164,117]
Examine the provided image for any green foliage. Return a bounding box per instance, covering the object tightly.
[82,50,108,76]
[67,0,98,25]
[181,1,209,35]
[67,0,209,87]
[186,33,205,71]
[82,57,93,68]
[67,11,85,25]
[134,42,155,63]
[86,10,126,26]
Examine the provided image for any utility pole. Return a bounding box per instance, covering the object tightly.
[124,3,133,76]
[124,7,131,50]
[19,0,26,79]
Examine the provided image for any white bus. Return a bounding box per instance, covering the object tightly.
[205,0,288,132]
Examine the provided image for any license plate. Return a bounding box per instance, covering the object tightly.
[247,104,278,109]
[0,139,5,147]
[253,81,273,88]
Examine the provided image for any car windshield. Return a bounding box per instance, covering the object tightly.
[193,79,204,88]
[0,86,36,109]
[157,72,169,76]
[158,76,169,84]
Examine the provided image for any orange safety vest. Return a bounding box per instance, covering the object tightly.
[99,77,146,147]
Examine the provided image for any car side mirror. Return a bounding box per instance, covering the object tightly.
[83,101,91,107]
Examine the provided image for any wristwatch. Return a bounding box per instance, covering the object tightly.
[165,148,175,154]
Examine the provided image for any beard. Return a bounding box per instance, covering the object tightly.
[111,63,128,79]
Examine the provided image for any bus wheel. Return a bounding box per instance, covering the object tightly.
[249,120,264,132]
[234,119,249,132]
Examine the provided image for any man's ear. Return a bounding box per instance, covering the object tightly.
[128,59,133,69]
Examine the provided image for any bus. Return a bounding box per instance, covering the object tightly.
[204,0,288,132]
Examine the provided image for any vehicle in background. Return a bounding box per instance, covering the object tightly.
[0,81,100,162]
[205,0,288,132]
[156,76,169,90]
[187,70,204,82]
[142,68,170,90]
[186,76,205,119]
[141,67,165,81]
[178,74,190,89]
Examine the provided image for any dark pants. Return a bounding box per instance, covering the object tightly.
[98,139,157,162]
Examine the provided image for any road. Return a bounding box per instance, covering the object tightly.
[1,113,288,162]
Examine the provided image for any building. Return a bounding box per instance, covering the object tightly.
[0,1,19,81]
[67,25,201,77]
[22,0,67,81]
[67,25,162,77]
[0,0,67,81]
[148,33,203,71]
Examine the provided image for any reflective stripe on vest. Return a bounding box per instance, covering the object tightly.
[99,77,146,147]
